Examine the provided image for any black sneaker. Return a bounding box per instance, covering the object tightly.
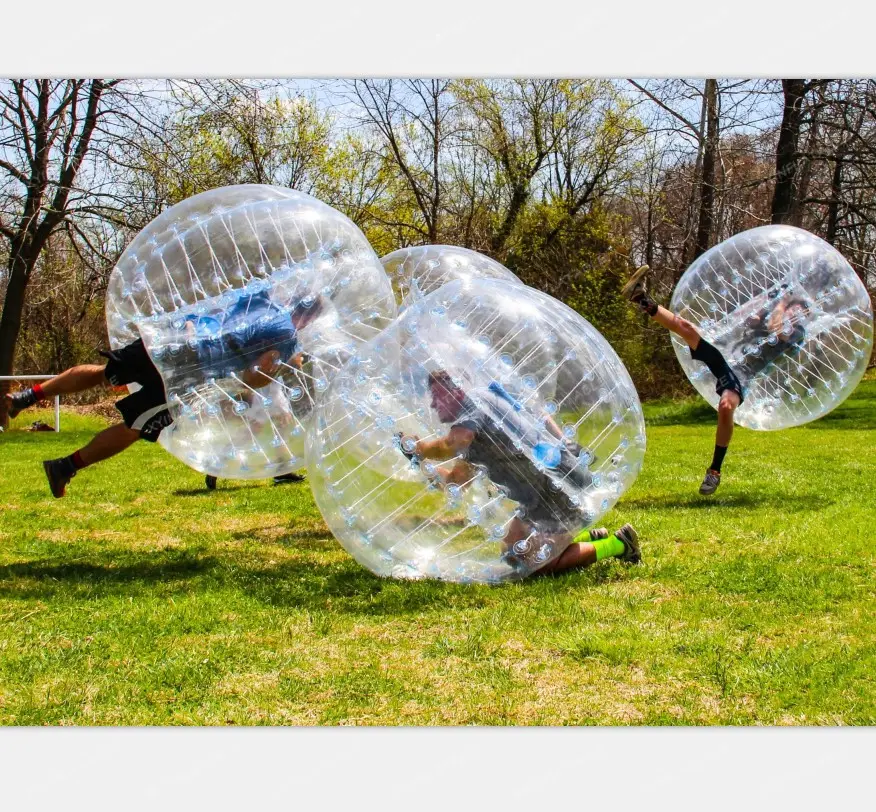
[614,523,641,564]
[6,388,38,420]
[43,457,76,498]
[273,472,306,485]
[588,527,609,541]
[205,475,218,490]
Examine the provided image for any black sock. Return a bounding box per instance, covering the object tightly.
[641,296,658,317]
[710,445,728,473]
[64,451,87,472]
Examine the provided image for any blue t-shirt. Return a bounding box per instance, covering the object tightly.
[178,291,299,381]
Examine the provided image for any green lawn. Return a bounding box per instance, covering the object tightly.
[1,381,874,725]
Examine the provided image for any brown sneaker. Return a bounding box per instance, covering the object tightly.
[614,523,641,564]
[43,458,76,498]
[621,265,652,302]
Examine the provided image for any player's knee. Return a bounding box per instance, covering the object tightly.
[676,318,699,343]
[718,396,737,417]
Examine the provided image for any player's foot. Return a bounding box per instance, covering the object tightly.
[614,523,641,564]
[6,388,38,420]
[205,475,217,490]
[621,265,657,313]
[699,469,721,495]
[43,457,76,498]
[588,527,609,541]
[273,472,306,484]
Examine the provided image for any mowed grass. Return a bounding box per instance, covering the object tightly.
[1,381,874,725]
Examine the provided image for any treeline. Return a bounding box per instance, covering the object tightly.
[2,78,875,420]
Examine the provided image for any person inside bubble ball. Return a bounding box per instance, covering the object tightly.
[7,291,324,498]
[622,265,810,495]
[398,370,641,575]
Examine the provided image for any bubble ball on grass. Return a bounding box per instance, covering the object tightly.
[306,277,646,584]
[670,225,873,430]
[381,244,521,307]
[105,185,397,478]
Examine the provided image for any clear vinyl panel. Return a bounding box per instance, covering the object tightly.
[670,225,873,430]
[105,185,397,477]
[306,278,646,584]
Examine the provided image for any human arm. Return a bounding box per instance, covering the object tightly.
[399,426,475,461]
[768,300,788,334]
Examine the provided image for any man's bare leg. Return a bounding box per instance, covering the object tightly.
[623,266,740,495]
[6,364,107,419]
[38,365,107,397]
[77,423,141,466]
[650,306,703,350]
[538,541,597,573]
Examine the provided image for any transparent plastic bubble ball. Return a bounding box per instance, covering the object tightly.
[671,225,874,430]
[381,245,521,307]
[105,185,396,478]
[306,278,646,584]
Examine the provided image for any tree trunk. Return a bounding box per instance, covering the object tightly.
[771,79,807,225]
[681,86,710,267]
[490,185,528,256]
[826,149,845,245]
[0,253,36,425]
[693,79,719,260]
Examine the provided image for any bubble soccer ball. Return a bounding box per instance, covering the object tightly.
[105,185,397,478]
[381,245,521,307]
[671,225,874,430]
[306,278,646,584]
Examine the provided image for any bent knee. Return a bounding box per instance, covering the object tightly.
[675,317,700,344]
[718,396,738,415]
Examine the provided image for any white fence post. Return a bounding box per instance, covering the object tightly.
[0,375,60,432]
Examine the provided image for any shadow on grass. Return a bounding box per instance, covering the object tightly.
[172,486,260,496]
[229,527,333,546]
[0,547,495,615]
[0,554,218,600]
[644,398,717,427]
[621,491,834,512]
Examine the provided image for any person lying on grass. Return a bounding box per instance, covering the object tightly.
[7,291,323,498]
[621,265,810,495]
[397,369,640,576]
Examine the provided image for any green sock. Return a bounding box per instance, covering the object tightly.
[592,534,625,561]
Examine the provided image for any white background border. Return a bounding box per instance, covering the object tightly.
[1,0,873,808]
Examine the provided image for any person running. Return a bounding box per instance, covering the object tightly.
[398,370,640,576]
[7,291,323,498]
[621,265,810,495]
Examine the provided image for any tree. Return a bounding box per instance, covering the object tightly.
[0,79,119,426]
[346,80,455,244]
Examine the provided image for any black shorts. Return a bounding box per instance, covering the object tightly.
[690,339,746,405]
[100,339,172,442]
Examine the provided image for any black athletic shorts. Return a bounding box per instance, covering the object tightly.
[690,339,746,405]
[100,339,172,442]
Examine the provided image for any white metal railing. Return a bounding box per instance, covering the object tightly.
[1,375,61,431]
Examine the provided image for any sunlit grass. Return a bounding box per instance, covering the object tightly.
[1,382,874,725]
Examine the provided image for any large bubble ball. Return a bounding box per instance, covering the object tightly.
[105,185,397,478]
[306,278,646,584]
[381,245,521,307]
[671,225,874,430]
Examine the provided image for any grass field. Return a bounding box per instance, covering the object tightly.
[1,380,874,725]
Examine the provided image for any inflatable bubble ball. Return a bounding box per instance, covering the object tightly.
[105,185,397,478]
[306,277,646,584]
[381,245,521,307]
[671,225,874,430]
